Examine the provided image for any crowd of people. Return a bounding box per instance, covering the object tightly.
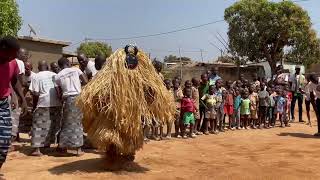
[147,62,320,140]
[0,36,108,169]
[1,36,320,170]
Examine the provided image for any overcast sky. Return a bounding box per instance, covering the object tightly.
[17,0,320,62]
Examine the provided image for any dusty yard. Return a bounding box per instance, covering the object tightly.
[2,112,320,180]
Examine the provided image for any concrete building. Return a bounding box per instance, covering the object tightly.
[18,36,71,69]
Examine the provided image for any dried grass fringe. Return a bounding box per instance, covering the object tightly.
[77,49,175,155]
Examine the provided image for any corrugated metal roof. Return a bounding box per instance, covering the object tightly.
[18,36,71,47]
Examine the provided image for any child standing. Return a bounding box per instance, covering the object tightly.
[249,85,259,129]
[173,79,184,138]
[233,88,242,129]
[199,73,209,132]
[216,79,226,132]
[276,89,287,128]
[181,88,197,138]
[285,85,293,123]
[240,91,251,129]
[258,83,269,128]
[191,78,202,135]
[201,85,217,135]
[285,85,292,127]
[164,79,173,138]
[268,87,276,128]
[224,85,234,130]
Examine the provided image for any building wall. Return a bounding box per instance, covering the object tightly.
[307,64,320,74]
[18,40,64,71]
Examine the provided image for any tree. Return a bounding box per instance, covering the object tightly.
[77,41,112,58]
[0,0,22,37]
[284,30,320,68]
[163,55,192,63]
[224,0,319,74]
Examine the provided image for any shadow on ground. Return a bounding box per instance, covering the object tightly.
[278,132,320,139]
[49,158,149,175]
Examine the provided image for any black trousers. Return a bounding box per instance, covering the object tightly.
[291,93,303,121]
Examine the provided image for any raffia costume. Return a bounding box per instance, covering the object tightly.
[77,46,175,162]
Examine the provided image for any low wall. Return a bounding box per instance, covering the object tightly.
[163,64,265,83]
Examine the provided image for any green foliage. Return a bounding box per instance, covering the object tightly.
[77,41,112,58]
[0,0,22,37]
[164,55,192,63]
[285,30,320,69]
[224,0,319,74]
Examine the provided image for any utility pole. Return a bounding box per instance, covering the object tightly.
[179,47,182,80]
[200,49,204,63]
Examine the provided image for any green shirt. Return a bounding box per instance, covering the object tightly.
[240,98,251,115]
[199,82,209,107]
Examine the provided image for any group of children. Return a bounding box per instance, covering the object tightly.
[146,72,297,140]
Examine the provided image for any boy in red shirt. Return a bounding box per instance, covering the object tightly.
[0,36,27,169]
[181,87,197,138]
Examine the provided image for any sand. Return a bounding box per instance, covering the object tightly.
[2,111,320,180]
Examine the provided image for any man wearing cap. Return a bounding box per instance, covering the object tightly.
[289,66,306,122]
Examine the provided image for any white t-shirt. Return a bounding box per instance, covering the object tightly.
[15,59,25,74]
[289,74,306,92]
[273,73,289,83]
[29,71,61,107]
[308,78,320,99]
[85,61,98,77]
[304,82,311,101]
[55,67,83,97]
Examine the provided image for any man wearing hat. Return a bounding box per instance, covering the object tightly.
[289,65,306,122]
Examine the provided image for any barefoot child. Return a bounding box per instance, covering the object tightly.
[199,73,210,132]
[173,79,184,138]
[249,85,259,129]
[216,79,226,132]
[276,89,287,128]
[164,79,174,138]
[181,87,197,138]
[285,85,293,123]
[234,88,242,129]
[285,85,292,127]
[191,78,202,135]
[240,91,251,129]
[201,85,217,134]
[224,82,234,130]
[268,87,276,127]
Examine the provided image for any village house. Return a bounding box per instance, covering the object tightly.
[18,36,71,70]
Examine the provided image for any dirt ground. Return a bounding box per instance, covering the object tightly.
[2,111,320,180]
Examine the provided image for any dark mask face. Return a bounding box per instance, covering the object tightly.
[125,54,138,69]
[125,45,139,69]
